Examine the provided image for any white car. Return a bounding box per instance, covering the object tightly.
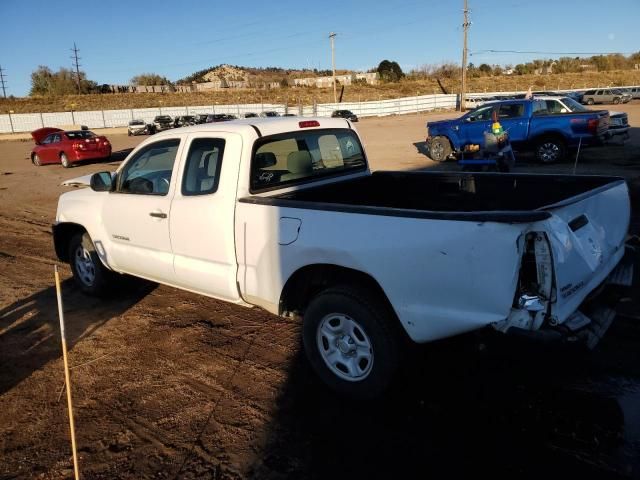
[127,119,152,136]
[53,117,633,397]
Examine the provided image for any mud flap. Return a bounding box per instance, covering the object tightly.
[571,307,617,350]
[606,246,635,287]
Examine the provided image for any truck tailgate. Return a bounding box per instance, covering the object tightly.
[539,179,630,323]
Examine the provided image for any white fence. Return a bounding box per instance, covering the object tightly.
[0,94,461,134]
[5,85,632,134]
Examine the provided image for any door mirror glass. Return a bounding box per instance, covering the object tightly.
[90,172,113,191]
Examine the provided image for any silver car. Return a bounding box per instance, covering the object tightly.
[581,88,627,105]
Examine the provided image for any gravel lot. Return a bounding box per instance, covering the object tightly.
[1,104,639,479]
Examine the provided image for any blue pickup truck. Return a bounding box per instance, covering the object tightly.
[426,96,611,163]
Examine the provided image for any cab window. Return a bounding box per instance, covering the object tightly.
[467,106,494,122]
[118,139,180,195]
[497,103,524,118]
[182,138,225,196]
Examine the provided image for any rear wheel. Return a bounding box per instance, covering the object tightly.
[68,232,114,296]
[302,286,400,399]
[32,154,41,166]
[535,136,566,164]
[60,152,71,168]
[428,136,452,162]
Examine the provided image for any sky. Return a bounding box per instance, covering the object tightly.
[0,0,638,97]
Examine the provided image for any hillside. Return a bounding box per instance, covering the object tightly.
[2,70,638,114]
[177,64,351,86]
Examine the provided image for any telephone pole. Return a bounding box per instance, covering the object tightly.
[0,65,7,98]
[460,0,470,111]
[329,32,337,104]
[71,42,82,94]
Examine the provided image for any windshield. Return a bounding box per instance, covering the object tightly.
[251,128,366,192]
[561,97,589,112]
[155,116,171,122]
[130,120,144,125]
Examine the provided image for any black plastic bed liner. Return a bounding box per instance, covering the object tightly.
[239,171,624,224]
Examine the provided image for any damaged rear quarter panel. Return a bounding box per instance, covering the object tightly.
[241,201,528,343]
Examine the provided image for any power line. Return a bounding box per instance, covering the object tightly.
[471,49,636,56]
[0,65,7,98]
[71,42,82,94]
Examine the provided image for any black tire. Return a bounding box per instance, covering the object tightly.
[32,153,41,166]
[128,130,132,136]
[535,136,566,164]
[302,286,400,399]
[613,97,620,105]
[60,152,71,168]
[428,136,452,162]
[68,232,113,296]
[587,98,595,105]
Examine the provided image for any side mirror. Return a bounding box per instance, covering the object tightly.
[90,171,114,192]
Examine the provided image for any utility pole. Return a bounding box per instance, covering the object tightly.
[71,42,82,94]
[0,65,7,98]
[329,32,337,104]
[460,0,470,111]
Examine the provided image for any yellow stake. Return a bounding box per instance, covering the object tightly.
[55,265,80,480]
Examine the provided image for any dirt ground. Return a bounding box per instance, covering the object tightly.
[1,104,640,479]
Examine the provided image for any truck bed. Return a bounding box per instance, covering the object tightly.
[243,171,624,223]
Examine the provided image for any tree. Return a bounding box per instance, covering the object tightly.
[30,66,53,96]
[130,73,172,86]
[30,66,95,96]
[478,63,492,75]
[377,60,404,82]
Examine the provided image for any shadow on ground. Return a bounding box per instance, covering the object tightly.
[246,329,640,479]
[0,277,155,394]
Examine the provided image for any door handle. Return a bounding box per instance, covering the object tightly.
[149,211,167,219]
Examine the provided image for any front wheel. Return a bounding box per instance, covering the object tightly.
[587,98,595,105]
[428,136,452,162]
[68,232,114,296]
[60,152,71,168]
[32,154,41,166]
[535,137,566,164]
[613,97,620,105]
[302,286,400,399]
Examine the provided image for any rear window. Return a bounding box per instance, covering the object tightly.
[65,131,96,139]
[251,128,366,192]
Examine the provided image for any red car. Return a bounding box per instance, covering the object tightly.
[31,127,111,168]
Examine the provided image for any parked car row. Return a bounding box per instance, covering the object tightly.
[466,87,638,109]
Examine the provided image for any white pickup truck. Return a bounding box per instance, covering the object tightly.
[53,117,633,397]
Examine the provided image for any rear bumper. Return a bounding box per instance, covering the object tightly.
[507,246,635,349]
[71,149,111,161]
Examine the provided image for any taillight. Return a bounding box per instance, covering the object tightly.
[587,118,598,135]
[299,120,320,128]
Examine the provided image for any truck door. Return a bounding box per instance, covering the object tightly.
[169,132,243,302]
[101,137,183,283]
[461,105,494,146]
[495,102,528,145]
